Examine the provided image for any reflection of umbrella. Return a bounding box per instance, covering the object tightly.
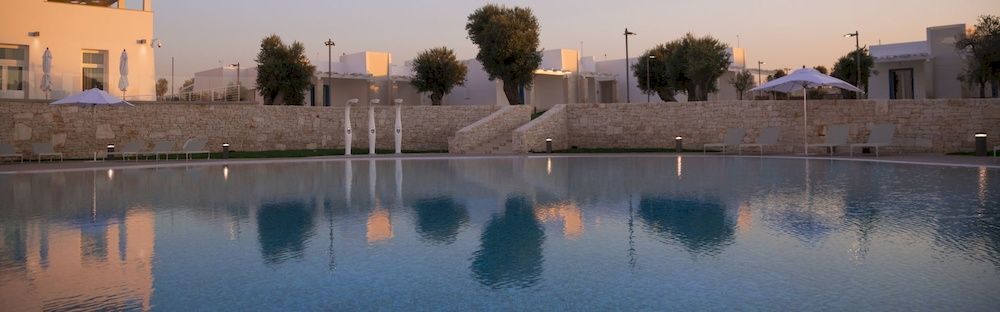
[41,48,53,97]
[118,50,129,98]
[749,68,862,154]
[51,88,134,107]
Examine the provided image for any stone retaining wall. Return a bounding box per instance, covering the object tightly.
[512,104,568,153]
[0,100,500,158]
[521,99,1000,153]
[448,105,533,154]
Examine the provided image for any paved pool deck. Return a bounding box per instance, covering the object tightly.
[1,152,998,174]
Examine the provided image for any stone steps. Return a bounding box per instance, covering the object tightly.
[467,134,514,154]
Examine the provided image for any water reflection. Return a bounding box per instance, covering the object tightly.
[256,200,316,265]
[413,197,469,245]
[638,196,735,255]
[471,195,545,289]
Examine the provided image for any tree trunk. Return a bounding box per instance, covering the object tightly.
[273,91,285,105]
[431,93,443,106]
[980,81,987,98]
[502,81,522,105]
[655,86,676,102]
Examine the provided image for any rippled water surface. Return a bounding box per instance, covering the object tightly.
[1,157,999,311]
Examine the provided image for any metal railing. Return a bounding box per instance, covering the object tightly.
[163,85,256,102]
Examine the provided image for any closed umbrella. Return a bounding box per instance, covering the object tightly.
[41,48,53,98]
[118,50,129,98]
[749,68,862,155]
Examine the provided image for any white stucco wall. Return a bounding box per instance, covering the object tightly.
[0,0,155,100]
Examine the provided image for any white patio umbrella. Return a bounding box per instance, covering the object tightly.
[51,88,134,107]
[749,67,862,155]
[41,48,53,98]
[118,50,129,98]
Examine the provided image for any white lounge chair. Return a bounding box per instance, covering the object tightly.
[148,140,176,161]
[108,141,143,161]
[807,125,849,156]
[739,127,780,156]
[850,124,895,157]
[181,138,210,160]
[31,143,63,162]
[0,143,23,163]
[704,128,746,154]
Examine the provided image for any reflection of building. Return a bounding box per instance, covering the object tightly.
[0,0,156,100]
[366,208,393,244]
[535,202,583,238]
[0,210,155,311]
[869,24,997,99]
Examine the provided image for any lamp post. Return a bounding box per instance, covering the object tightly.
[325,38,335,107]
[844,31,861,99]
[624,28,636,103]
[757,61,765,100]
[646,55,655,102]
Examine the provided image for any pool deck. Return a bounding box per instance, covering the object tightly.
[1,152,997,174]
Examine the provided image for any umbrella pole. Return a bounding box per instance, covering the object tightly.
[803,90,808,155]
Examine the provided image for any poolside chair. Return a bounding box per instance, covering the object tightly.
[703,128,746,154]
[806,125,849,156]
[180,138,210,160]
[850,124,895,157]
[148,140,176,161]
[108,141,144,161]
[31,143,63,162]
[739,127,780,156]
[0,143,24,163]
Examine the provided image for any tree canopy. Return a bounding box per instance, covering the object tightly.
[255,34,315,105]
[466,4,542,105]
[767,69,787,81]
[155,78,168,98]
[633,33,731,101]
[955,15,1000,98]
[831,48,873,99]
[813,66,829,75]
[729,70,754,100]
[411,47,468,105]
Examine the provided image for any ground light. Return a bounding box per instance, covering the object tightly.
[222,143,230,159]
[546,138,553,153]
[675,136,683,152]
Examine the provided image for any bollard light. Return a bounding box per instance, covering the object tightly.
[675,136,683,152]
[975,132,987,156]
[222,143,230,159]
[546,138,553,153]
[107,144,115,153]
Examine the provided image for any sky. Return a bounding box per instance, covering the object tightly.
[152,0,1000,80]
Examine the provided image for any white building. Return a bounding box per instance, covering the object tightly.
[869,24,997,99]
[0,0,156,100]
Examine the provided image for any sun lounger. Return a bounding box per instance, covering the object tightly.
[703,128,746,154]
[148,140,176,161]
[31,143,63,162]
[807,125,849,156]
[739,127,780,156]
[0,143,24,163]
[850,124,895,157]
[108,141,143,161]
[181,138,210,160]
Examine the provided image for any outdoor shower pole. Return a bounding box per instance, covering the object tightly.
[325,39,336,106]
[624,28,636,103]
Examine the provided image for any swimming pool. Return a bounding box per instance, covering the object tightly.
[1,156,998,310]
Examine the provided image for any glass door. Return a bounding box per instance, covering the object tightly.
[0,65,25,99]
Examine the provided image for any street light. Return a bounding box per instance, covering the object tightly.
[325,38,336,107]
[229,62,240,100]
[844,31,861,98]
[624,28,636,103]
[646,55,655,102]
[757,61,766,100]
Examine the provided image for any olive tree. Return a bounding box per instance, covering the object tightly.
[955,15,1000,98]
[831,48,873,99]
[255,34,315,105]
[633,33,730,101]
[410,47,468,105]
[728,70,754,100]
[466,4,542,105]
[155,78,168,98]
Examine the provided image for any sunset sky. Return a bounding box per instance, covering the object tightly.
[152,0,999,79]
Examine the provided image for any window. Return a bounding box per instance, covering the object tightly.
[0,45,26,98]
[82,50,107,90]
[0,47,25,60]
[5,66,23,91]
[889,69,914,99]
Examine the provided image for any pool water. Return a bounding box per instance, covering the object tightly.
[1,156,998,311]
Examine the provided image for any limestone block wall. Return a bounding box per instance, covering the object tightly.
[561,99,1000,153]
[448,105,533,153]
[0,100,499,158]
[512,104,568,153]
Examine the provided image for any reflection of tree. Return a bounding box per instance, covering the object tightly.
[471,196,545,289]
[413,197,469,245]
[257,201,316,265]
[638,196,734,255]
[0,223,28,269]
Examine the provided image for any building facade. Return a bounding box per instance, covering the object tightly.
[0,0,156,100]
